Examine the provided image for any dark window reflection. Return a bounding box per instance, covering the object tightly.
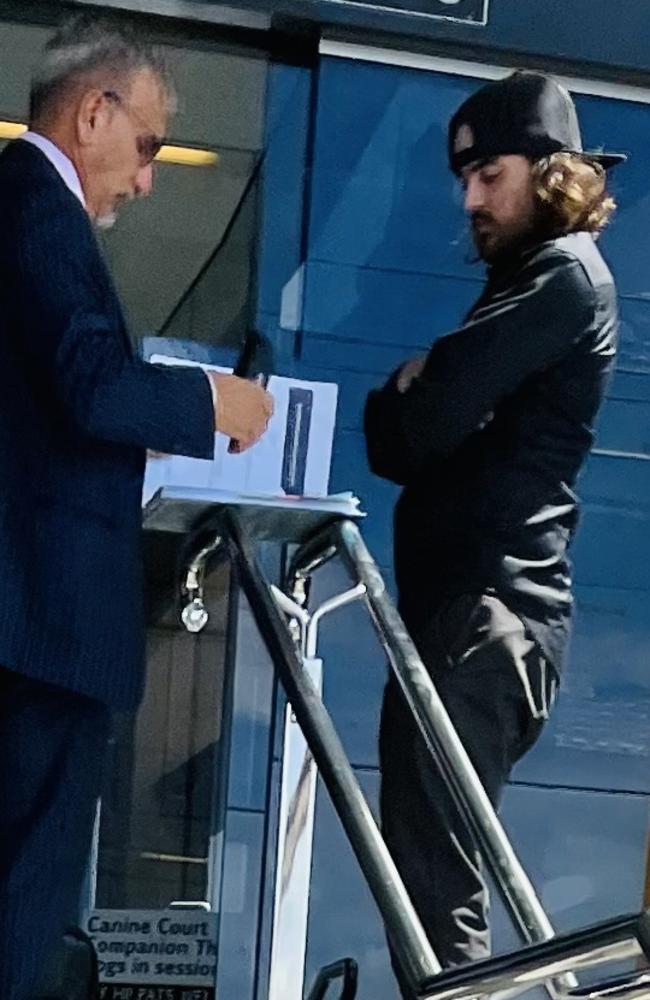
[96,534,229,909]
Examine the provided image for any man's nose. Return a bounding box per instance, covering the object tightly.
[135,162,154,198]
[464,175,484,214]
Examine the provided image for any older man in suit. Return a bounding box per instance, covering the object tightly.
[0,14,273,997]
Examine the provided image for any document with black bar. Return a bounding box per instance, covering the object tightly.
[143,356,341,506]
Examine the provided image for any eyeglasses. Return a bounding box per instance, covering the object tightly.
[103,90,165,167]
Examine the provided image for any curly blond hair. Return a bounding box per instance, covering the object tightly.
[531,152,616,235]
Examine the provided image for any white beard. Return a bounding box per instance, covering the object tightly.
[96,212,117,230]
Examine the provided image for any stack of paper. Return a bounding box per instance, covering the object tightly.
[142,356,363,519]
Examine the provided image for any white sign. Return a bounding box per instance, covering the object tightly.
[84,910,218,988]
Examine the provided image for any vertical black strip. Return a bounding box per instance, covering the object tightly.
[294,54,322,361]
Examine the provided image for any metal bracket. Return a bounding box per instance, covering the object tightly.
[306,957,358,1000]
[270,582,367,660]
[180,532,223,633]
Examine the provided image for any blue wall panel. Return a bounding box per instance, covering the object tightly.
[579,453,650,510]
[255,62,313,366]
[597,399,650,453]
[570,508,650,592]
[300,334,407,375]
[216,809,266,1000]
[226,597,277,811]
[618,298,650,374]
[303,261,480,345]
[578,95,650,300]
[497,785,649,934]
[515,584,650,794]
[308,62,475,277]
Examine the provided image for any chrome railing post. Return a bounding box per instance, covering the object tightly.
[219,509,441,992]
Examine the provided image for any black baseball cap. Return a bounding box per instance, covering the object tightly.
[449,71,627,175]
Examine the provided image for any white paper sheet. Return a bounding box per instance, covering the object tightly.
[142,356,339,505]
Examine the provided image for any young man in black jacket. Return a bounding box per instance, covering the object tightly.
[365,71,624,991]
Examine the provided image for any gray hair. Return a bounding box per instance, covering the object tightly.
[30,13,176,124]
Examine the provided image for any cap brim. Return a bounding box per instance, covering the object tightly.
[585,150,628,169]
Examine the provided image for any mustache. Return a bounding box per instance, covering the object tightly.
[471,210,494,227]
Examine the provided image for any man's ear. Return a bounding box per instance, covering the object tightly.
[76,89,108,148]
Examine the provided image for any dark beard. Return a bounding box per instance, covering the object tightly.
[472,206,560,264]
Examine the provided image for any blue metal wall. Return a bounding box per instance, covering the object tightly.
[183,0,650,79]
[252,54,650,999]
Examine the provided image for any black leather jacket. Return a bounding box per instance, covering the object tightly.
[365,232,618,671]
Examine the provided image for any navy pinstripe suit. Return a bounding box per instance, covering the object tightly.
[0,139,215,997]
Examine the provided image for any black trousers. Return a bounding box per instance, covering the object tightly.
[0,667,110,1000]
[380,593,557,997]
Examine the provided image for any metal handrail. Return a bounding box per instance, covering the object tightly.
[286,518,647,995]
[184,507,649,999]
[219,509,442,990]
[418,912,646,1000]
[288,518,571,977]
[306,958,359,1000]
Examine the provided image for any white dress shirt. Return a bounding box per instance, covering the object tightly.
[20,131,86,208]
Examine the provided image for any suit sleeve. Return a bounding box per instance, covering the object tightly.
[8,188,215,458]
[364,250,596,484]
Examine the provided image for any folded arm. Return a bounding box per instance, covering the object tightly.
[365,250,595,484]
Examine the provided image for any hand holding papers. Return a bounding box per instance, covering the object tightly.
[143,356,362,518]
[206,371,273,451]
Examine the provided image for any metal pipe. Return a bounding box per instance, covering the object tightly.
[270,585,311,657]
[183,534,224,593]
[268,654,322,1000]
[419,920,643,1000]
[332,519,577,993]
[180,532,223,633]
[565,971,650,1000]
[286,525,356,662]
[305,583,367,658]
[220,509,441,989]
[306,958,358,1000]
[288,524,338,583]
